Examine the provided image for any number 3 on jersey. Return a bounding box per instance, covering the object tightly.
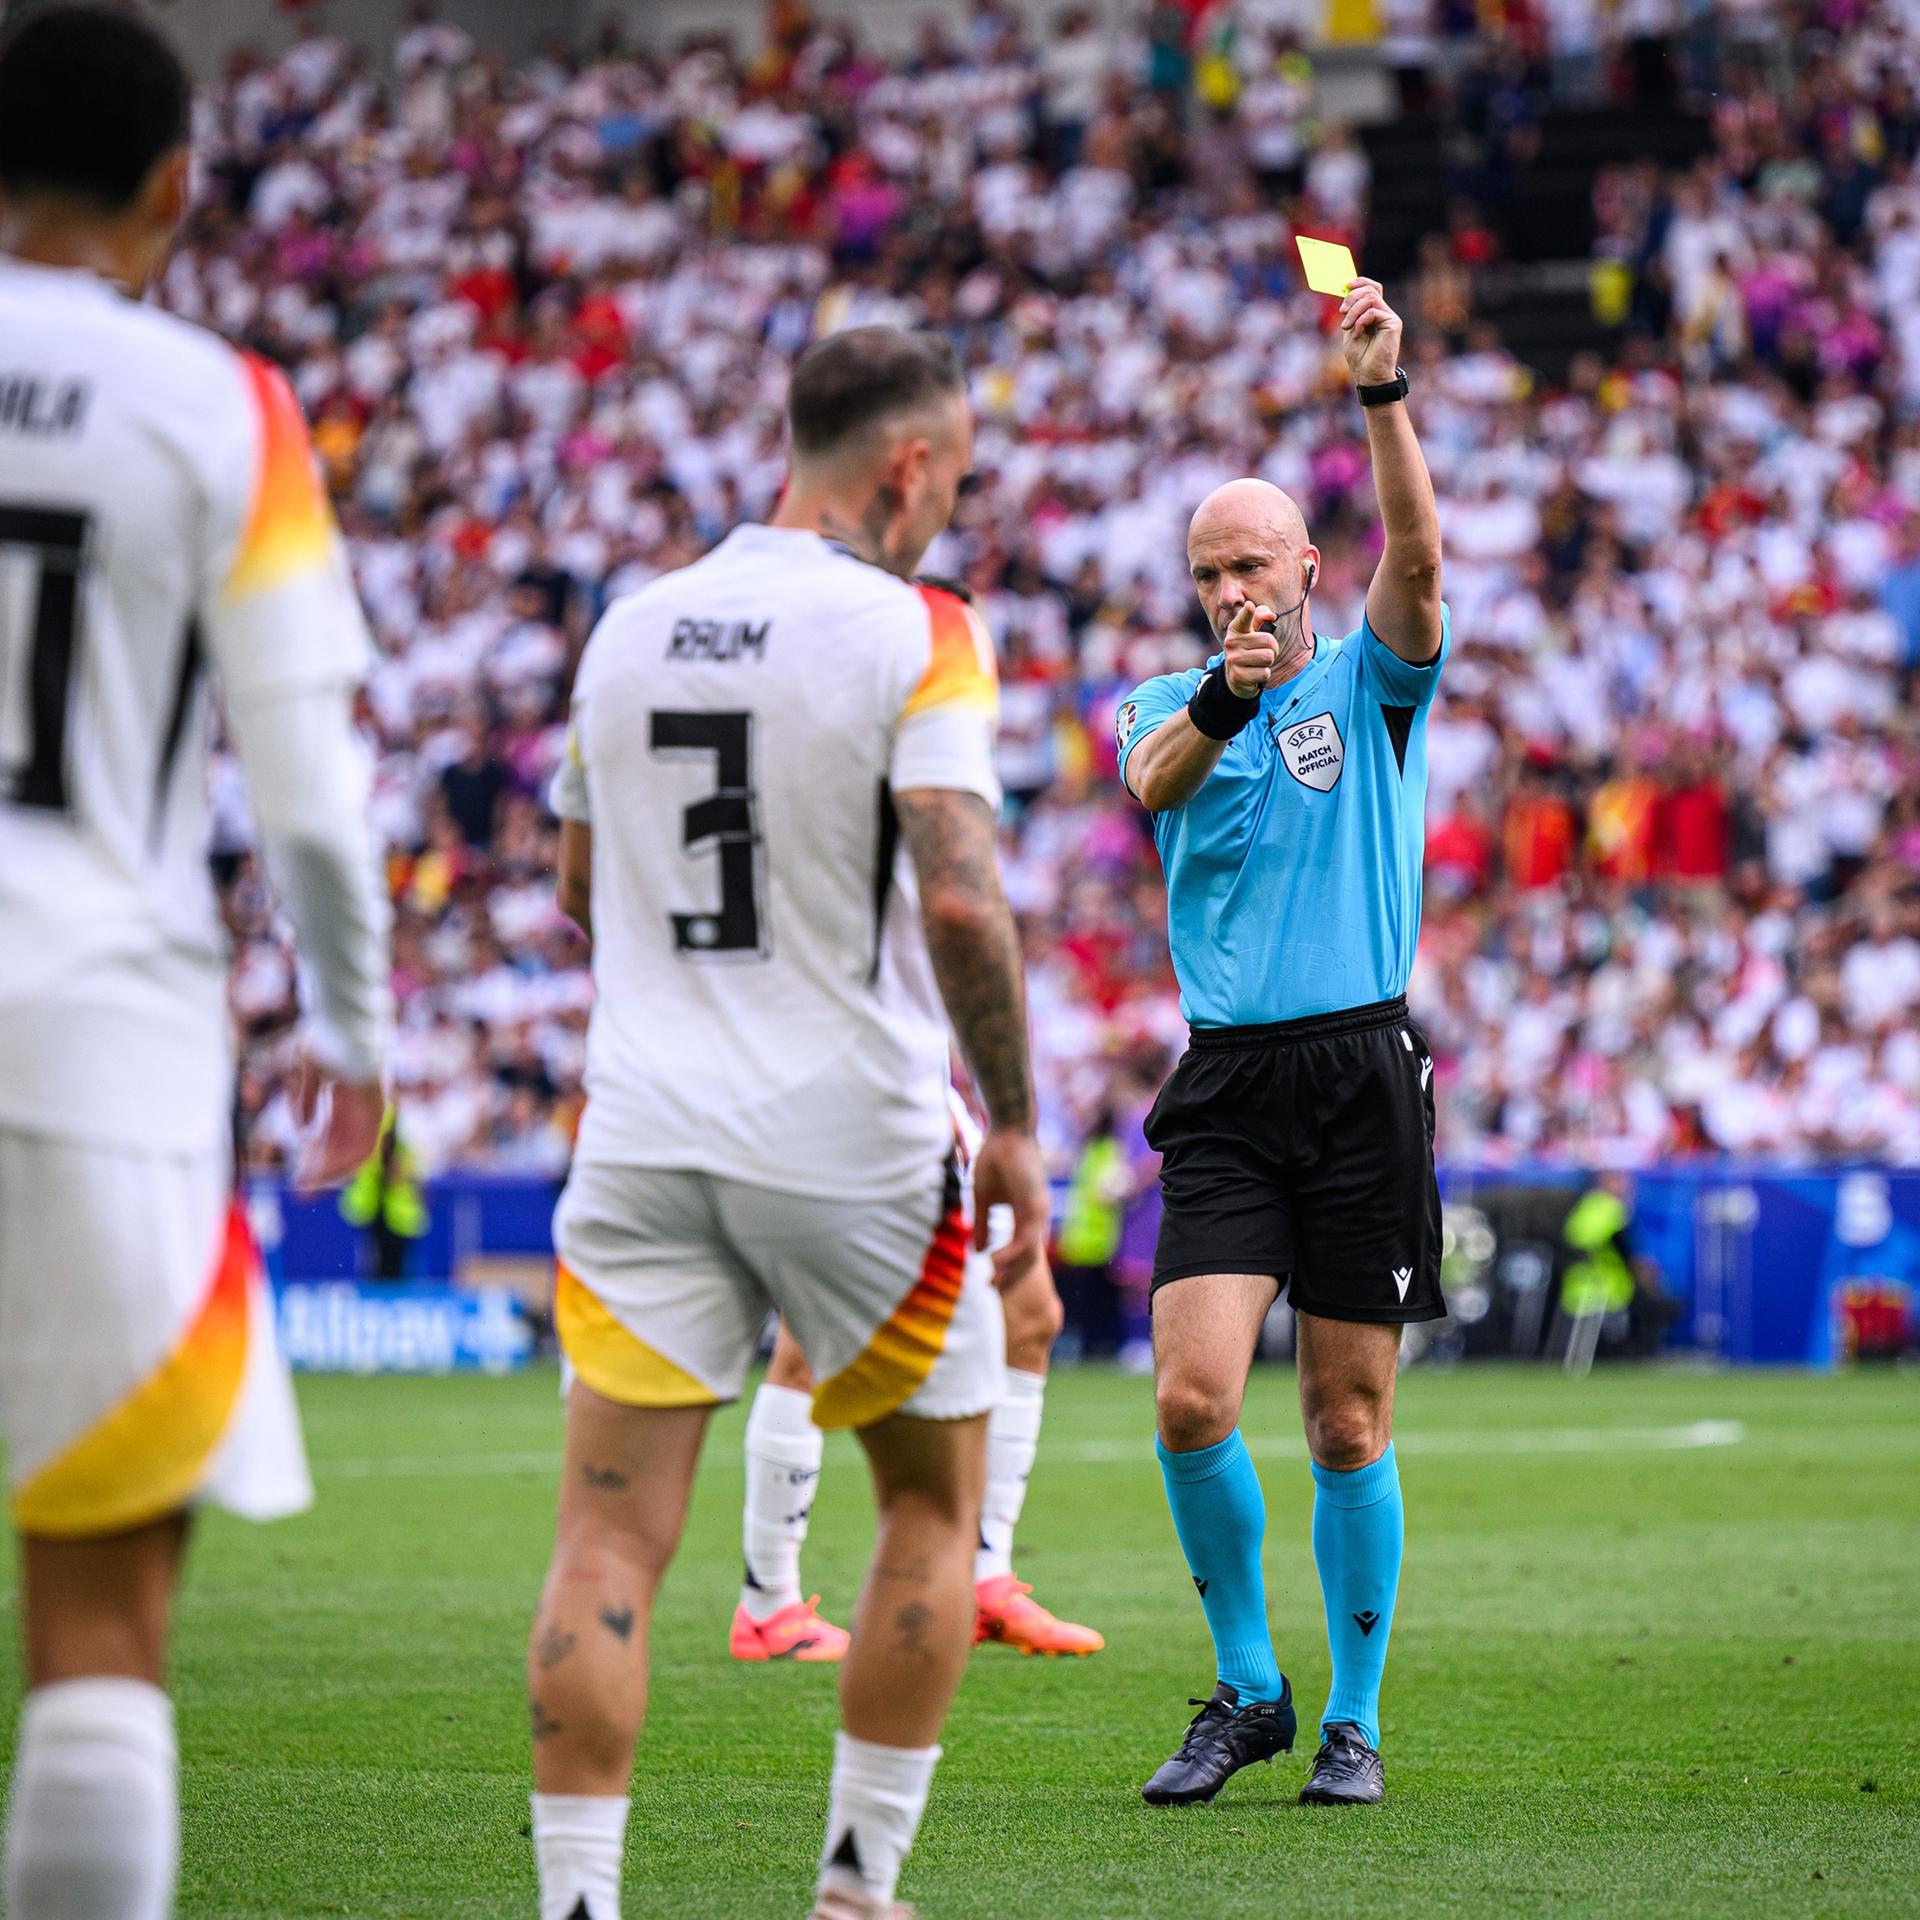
[650,709,767,958]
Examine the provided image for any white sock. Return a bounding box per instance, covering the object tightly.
[740,1381,822,1621]
[4,1678,177,1920]
[531,1792,627,1920]
[974,1368,1046,1585]
[817,1731,940,1909]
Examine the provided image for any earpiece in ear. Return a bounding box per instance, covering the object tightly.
[1305,562,1318,592]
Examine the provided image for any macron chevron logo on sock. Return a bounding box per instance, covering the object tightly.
[1352,1609,1380,1637]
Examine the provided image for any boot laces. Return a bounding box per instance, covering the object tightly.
[1175,1696,1233,1758]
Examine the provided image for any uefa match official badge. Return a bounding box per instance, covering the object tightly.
[1278,710,1344,791]
[1115,701,1139,751]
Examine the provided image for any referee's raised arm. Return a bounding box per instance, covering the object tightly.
[1341,276,1443,665]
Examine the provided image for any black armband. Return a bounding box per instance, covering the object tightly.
[1188,669,1261,741]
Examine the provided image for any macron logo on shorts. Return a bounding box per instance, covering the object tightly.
[1402,1030,1434,1092]
[1392,1266,1411,1302]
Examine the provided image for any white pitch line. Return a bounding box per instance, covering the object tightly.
[316,1419,1744,1483]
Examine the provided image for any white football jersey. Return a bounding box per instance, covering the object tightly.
[553,523,1001,1201]
[0,259,373,1151]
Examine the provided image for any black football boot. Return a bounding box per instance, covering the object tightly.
[1140,1678,1296,1806]
[1298,1720,1385,1805]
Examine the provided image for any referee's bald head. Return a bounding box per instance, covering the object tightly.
[1188,479,1310,553]
[1187,479,1318,642]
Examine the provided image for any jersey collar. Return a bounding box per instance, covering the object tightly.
[726,523,888,574]
[0,255,131,303]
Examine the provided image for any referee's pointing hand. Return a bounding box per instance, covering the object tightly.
[1221,600,1280,697]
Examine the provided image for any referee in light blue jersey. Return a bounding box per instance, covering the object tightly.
[1118,277,1447,1813]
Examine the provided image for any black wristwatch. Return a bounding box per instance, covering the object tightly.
[1356,366,1410,408]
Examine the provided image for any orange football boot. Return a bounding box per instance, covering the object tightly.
[972,1572,1104,1656]
[729,1594,851,1663]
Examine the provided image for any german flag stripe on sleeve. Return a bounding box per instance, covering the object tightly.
[903,584,998,720]
[223,355,338,604]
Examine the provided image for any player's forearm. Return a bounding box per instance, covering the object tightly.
[557,819,592,943]
[1363,402,1443,657]
[1126,712,1228,812]
[557,877,591,944]
[926,902,1036,1134]
[896,788,1037,1133]
[227,681,393,1080]
[270,832,393,1077]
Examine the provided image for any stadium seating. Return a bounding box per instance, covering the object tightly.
[176,2,1920,1186]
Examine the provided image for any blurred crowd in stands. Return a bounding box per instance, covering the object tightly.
[176,0,1920,1183]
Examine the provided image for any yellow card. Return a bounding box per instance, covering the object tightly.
[1295,235,1357,297]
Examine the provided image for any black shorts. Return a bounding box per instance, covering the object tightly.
[1145,995,1445,1325]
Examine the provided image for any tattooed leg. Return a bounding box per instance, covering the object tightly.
[839,1409,989,1748]
[526,1380,710,1796]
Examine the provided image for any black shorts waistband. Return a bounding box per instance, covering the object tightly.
[1186,996,1410,1051]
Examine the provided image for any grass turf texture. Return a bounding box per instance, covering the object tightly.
[2,1364,1916,1919]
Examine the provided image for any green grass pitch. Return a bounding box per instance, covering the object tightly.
[2,1363,1916,1918]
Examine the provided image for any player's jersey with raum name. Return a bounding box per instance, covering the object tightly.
[0,259,372,1151]
[551,525,1000,1201]
[1117,608,1450,1027]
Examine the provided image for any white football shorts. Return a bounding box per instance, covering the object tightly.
[552,1153,1005,1429]
[0,1127,312,1536]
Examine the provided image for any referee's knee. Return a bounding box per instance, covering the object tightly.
[1302,1394,1391,1473]
[1154,1374,1239,1453]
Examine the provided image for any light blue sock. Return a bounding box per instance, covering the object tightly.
[1310,1443,1403,1749]
[1156,1429,1283,1701]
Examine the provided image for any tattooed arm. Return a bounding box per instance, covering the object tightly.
[895,788,1033,1130]
[894,787,1049,1285]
